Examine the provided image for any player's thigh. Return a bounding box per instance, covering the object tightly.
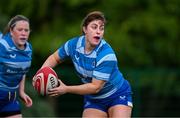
[83,108,108,118]
[5,114,22,118]
[108,105,132,118]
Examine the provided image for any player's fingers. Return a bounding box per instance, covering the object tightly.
[48,89,58,95]
[48,88,58,92]
[25,97,33,107]
[49,93,59,97]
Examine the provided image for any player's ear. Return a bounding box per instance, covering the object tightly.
[83,26,87,34]
[10,28,13,36]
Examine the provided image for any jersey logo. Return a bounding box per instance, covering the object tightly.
[75,55,79,61]
[84,101,91,107]
[10,54,16,58]
[92,61,96,68]
[119,95,126,100]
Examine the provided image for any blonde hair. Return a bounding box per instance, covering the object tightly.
[3,15,30,35]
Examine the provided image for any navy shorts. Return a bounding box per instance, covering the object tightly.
[0,89,21,117]
[84,81,133,113]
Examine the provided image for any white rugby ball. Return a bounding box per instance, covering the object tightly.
[32,66,59,96]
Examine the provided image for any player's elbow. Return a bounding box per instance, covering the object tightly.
[93,85,103,94]
[90,80,105,94]
[94,88,101,94]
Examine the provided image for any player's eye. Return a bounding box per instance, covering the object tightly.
[16,28,30,32]
[24,29,30,32]
[17,28,23,32]
[99,26,104,31]
[91,25,97,30]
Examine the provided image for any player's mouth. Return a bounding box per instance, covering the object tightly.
[20,38,27,41]
[19,38,27,43]
[94,36,100,40]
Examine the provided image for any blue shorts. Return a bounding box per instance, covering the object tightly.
[0,89,21,117]
[84,80,133,113]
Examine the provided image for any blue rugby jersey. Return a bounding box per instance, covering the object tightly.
[0,32,32,90]
[58,35,126,99]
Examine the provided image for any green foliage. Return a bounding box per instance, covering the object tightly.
[125,68,180,96]
[1,0,179,67]
[102,0,180,67]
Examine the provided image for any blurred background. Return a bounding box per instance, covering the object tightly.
[0,0,180,117]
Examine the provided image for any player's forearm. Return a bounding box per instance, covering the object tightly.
[66,83,101,95]
[19,75,25,94]
[42,51,61,68]
[42,55,57,68]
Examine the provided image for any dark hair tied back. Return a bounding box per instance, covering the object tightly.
[81,11,106,34]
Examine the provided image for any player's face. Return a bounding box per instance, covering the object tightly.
[10,20,30,49]
[83,20,104,48]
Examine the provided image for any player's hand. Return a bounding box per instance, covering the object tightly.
[48,79,67,97]
[20,92,33,107]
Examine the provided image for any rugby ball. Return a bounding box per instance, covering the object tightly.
[32,66,59,96]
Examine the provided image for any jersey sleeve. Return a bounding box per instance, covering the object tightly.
[57,38,76,60]
[0,37,7,56]
[0,43,5,58]
[93,52,117,81]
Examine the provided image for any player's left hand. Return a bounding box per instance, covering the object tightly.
[20,92,33,107]
[48,79,67,97]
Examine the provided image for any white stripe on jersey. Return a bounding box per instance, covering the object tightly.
[76,36,96,58]
[76,36,83,49]
[96,39,106,51]
[86,51,97,58]
[0,83,19,90]
[92,87,117,99]
[74,62,93,77]
[0,38,31,52]
[0,39,12,51]
[4,61,31,69]
[76,36,84,54]
[93,71,110,79]
[76,47,84,54]
[64,41,70,56]
[96,54,117,66]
